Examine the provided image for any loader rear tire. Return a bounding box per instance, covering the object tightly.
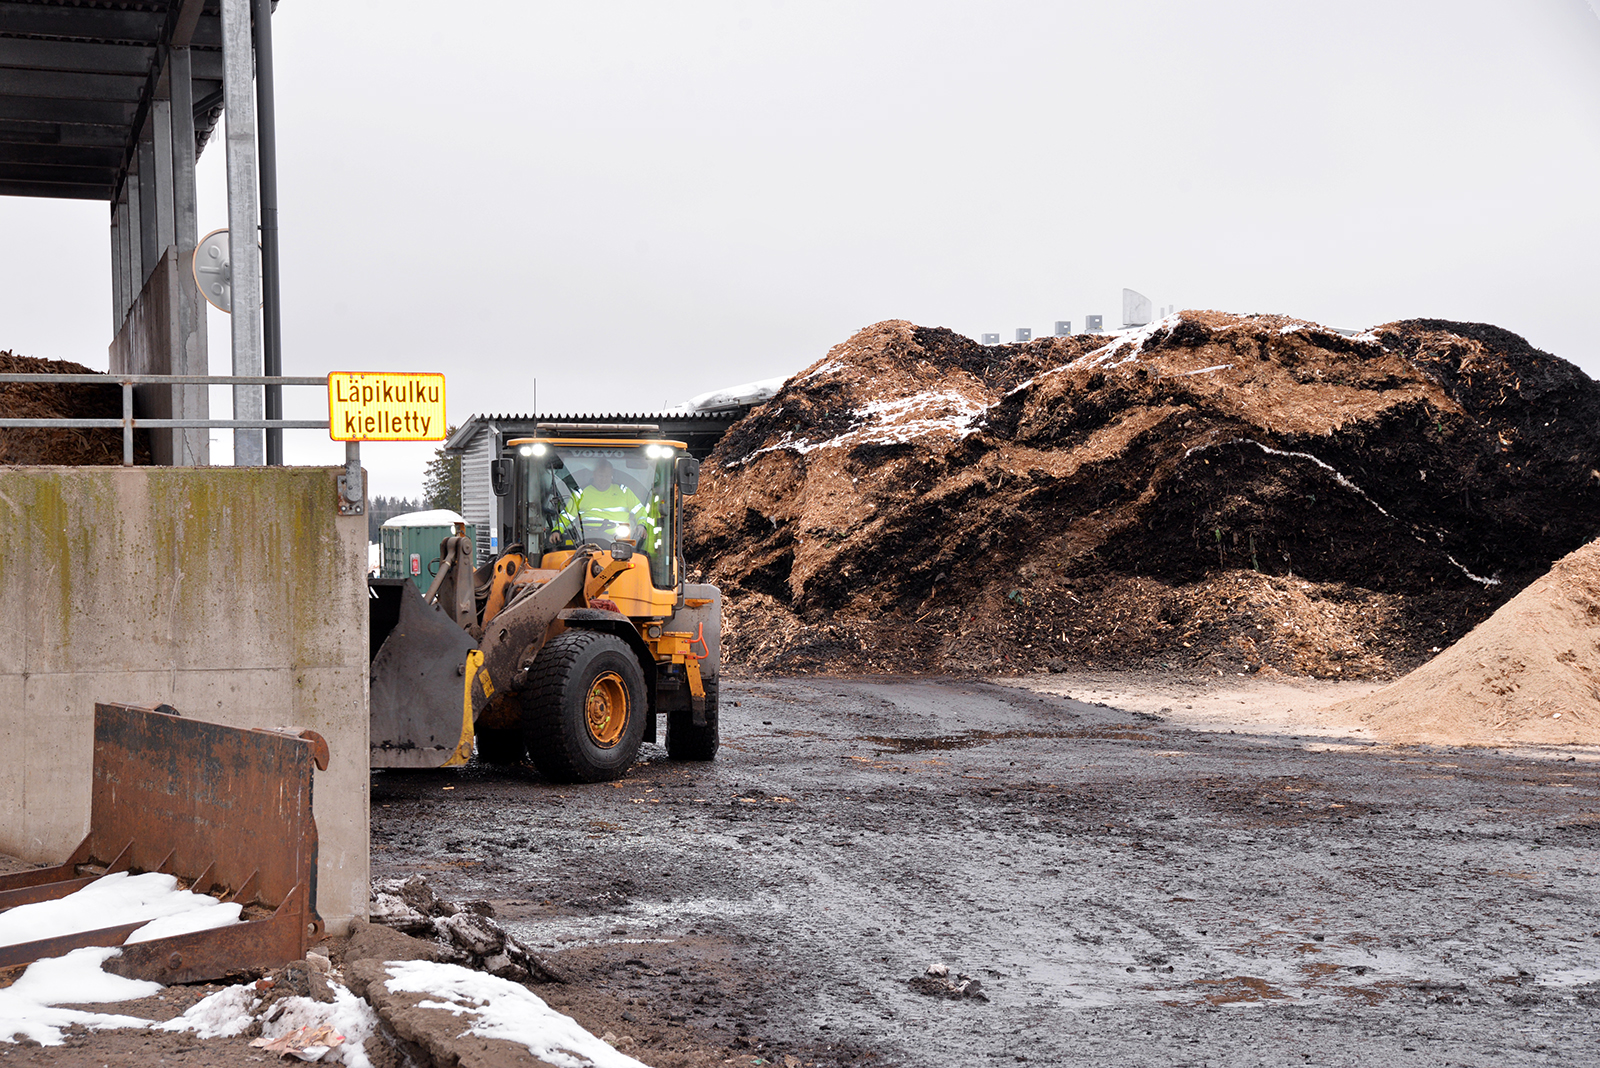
[524,629,646,783]
[475,727,525,767]
[666,676,719,761]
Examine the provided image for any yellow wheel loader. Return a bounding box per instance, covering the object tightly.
[368,424,721,782]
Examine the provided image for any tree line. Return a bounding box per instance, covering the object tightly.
[367,430,462,542]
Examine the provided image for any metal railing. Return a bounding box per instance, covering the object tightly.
[0,373,327,465]
[0,373,364,513]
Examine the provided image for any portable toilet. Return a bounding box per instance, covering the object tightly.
[381,509,475,595]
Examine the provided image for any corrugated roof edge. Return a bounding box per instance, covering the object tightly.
[444,411,741,451]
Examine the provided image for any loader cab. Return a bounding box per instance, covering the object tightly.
[500,428,698,618]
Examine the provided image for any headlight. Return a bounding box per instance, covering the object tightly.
[518,445,533,457]
[531,443,548,456]
[613,524,632,539]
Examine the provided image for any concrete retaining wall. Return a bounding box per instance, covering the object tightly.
[108,244,209,466]
[0,466,369,932]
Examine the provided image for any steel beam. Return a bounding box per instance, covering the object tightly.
[171,0,209,48]
[0,97,135,127]
[0,141,124,165]
[0,2,165,41]
[0,160,112,185]
[0,69,147,102]
[220,0,263,466]
[0,123,126,147]
[0,179,106,198]
[0,39,156,76]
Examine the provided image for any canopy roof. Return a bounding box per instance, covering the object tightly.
[0,0,225,200]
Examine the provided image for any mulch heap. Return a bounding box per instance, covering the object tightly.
[685,313,1600,680]
[0,349,149,465]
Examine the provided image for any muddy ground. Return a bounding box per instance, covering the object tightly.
[368,676,1600,1067]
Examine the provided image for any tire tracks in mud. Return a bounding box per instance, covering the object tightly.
[372,677,1600,1067]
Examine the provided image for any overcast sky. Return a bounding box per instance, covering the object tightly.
[4,0,1600,497]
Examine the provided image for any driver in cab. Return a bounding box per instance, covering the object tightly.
[559,458,654,547]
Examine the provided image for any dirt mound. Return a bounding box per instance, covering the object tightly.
[0,349,149,465]
[1330,537,1600,746]
[687,313,1600,678]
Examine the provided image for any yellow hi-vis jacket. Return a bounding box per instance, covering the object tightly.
[559,484,655,545]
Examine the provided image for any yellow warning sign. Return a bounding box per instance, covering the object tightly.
[327,372,446,441]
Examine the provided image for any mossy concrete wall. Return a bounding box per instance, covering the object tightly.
[0,466,369,932]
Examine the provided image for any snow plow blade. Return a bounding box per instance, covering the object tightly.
[369,576,480,768]
[0,702,327,985]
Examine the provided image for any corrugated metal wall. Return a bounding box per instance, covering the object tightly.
[460,428,497,565]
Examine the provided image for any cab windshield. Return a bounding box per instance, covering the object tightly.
[517,441,679,589]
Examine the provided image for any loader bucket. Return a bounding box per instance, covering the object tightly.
[0,702,327,985]
[369,576,478,768]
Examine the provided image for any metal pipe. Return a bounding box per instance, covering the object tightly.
[122,382,134,465]
[254,0,283,466]
[0,420,329,430]
[0,374,326,386]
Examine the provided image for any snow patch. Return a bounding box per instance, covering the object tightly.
[385,960,652,1068]
[0,947,157,1046]
[157,983,260,1039]
[1168,364,1233,378]
[735,389,985,462]
[381,509,466,528]
[799,360,847,381]
[0,871,241,949]
[263,988,378,1068]
[681,375,789,411]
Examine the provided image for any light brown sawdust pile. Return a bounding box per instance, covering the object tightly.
[1333,538,1600,746]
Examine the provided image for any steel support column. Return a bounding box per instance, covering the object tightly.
[136,125,157,284]
[115,195,130,322]
[125,169,143,304]
[150,98,176,255]
[169,43,208,465]
[109,206,123,334]
[219,0,264,466]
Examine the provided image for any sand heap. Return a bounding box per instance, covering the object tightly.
[0,350,148,465]
[686,313,1600,678]
[1332,537,1600,746]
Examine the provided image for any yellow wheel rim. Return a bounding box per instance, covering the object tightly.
[585,671,629,748]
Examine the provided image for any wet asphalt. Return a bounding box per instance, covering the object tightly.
[370,677,1600,1067]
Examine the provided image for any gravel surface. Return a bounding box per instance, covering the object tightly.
[370,676,1600,1067]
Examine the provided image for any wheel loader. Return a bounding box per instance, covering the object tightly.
[367,424,721,782]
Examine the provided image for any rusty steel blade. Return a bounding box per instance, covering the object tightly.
[0,703,327,984]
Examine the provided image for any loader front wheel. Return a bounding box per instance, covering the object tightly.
[666,676,719,761]
[524,630,646,783]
